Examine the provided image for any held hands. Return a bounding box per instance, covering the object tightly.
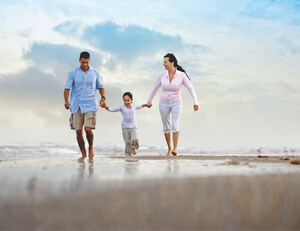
[143,104,152,108]
[100,98,106,108]
[194,105,199,111]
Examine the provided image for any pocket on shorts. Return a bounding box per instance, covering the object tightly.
[92,112,96,126]
[69,114,75,130]
[84,111,96,129]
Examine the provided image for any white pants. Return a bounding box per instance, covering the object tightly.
[159,100,182,134]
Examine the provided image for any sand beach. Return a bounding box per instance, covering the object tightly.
[0,153,300,231]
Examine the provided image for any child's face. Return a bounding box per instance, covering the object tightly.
[123,95,132,106]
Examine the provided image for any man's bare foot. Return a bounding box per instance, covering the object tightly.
[132,148,137,155]
[78,157,86,163]
[88,147,94,159]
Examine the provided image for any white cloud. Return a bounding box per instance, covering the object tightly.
[0,0,299,147]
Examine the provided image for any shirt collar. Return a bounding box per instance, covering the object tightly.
[78,66,92,73]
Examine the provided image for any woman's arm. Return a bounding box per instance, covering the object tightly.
[182,74,199,106]
[147,75,162,105]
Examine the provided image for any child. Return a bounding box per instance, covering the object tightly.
[106,92,150,156]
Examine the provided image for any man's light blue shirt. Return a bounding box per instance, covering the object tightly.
[64,66,104,114]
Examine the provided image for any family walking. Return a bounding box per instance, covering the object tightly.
[64,52,199,158]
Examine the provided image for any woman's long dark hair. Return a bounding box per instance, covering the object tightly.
[164,53,191,80]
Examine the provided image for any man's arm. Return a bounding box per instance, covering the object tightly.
[99,88,106,108]
[64,89,70,109]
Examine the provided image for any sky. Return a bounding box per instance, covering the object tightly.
[0,0,299,148]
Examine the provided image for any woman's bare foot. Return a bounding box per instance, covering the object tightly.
[166,148,172,156]
[132,148,137,155]
[88,147,94,159]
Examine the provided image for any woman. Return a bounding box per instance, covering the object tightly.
[147,53,199,156]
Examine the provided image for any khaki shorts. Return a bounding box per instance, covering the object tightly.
[69,108,96,130]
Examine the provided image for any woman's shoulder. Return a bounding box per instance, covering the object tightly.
[176,70,186,76]
[176,70,189,80]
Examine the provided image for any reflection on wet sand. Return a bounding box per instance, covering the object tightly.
[168,160,178,174]
[1,156,300,230]
[124,159,139,176]
[77,158,94,177]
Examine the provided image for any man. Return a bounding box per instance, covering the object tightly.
[64,51,106,159]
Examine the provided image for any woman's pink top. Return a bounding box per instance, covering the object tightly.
[147,70,198,105]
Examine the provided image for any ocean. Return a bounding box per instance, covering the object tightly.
[0,143,298,162]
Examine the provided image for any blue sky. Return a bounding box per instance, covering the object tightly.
[0,0,299,148]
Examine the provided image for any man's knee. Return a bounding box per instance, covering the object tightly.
[76,130,83,138]
[84,127,93,135]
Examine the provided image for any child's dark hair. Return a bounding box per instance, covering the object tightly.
[123,92,133,100]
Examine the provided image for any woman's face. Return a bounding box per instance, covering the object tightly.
[123,95,132,107]
[163,57,174,70]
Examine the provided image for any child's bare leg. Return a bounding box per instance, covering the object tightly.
[132,148,137,155]
[131,139,139,155]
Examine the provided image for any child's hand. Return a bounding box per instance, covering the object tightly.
[145,104,152,108]
[105,106,109,110]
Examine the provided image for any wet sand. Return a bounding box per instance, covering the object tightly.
[112,154,298,162]
[0,155,300,231]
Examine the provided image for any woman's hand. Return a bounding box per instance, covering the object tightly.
[194,105,199,111]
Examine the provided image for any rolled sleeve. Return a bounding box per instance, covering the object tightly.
[64,70,74,89]
[96,72,104,89]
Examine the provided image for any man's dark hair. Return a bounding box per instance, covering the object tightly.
[80,51,90,60]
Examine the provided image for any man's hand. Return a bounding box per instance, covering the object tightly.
[100,98,106,108]
[194,105,199,111]
[64,89,70,109]
[65,101,70,109]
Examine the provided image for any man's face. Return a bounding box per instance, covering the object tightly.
[80,58,90,71]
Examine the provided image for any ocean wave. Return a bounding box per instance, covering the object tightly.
[0,143,299,162]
